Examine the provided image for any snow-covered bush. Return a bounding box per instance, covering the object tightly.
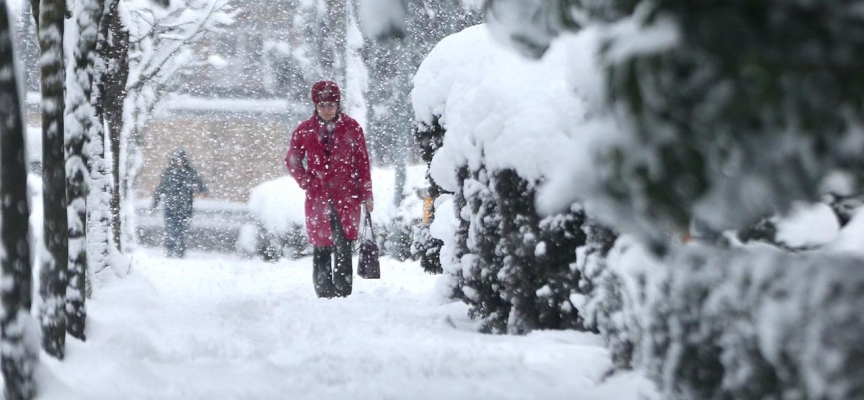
[451,164,507,333]
[479,0,864,396]
[579,184,862,398]
[517,1,864,243]
[234,224,260,259]
[571,219,617,333]
[579,234,662,372]
[413,25,591,334]
[444,166,587,335]
[370,165,427,260]
[656,244,863,400]
[577,212,864,399]
[247,177,309,261]
[245,166,427,261]
[736,201,842,251]
[575,232,864,400]
[410,221,442,273]
[411,118,446,274]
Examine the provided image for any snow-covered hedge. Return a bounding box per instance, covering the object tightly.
[413,25,591,333]
[448,165,587,334]
[585,234,864,400]
[474,0,864,397]
[245,166,427,261]
[419,10,864,398]
[573,205,864,399]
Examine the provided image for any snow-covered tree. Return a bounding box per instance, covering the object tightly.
[261,29,310,100]
[262,0,344,99]
[100,0,128,253]
[83,0,169,286]
[93,0,232,254]
[122,0,235,144]
[15,0,39,92]
[320,0,347,86]
[64,0,105,340]
[86,0,114,289]
[0,1,39,396]
[357,0,480,166]
[35,0,69,359]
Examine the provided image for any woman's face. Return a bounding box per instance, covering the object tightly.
[316,102,338,122]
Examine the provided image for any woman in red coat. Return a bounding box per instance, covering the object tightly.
[285,81,374,298]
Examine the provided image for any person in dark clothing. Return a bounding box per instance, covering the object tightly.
[152,149,208,258]
[285,81,374,298]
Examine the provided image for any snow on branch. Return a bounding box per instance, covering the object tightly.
[119,0,235,137]
[124,0,233,89]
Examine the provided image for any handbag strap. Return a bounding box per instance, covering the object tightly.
[364,209,375,241]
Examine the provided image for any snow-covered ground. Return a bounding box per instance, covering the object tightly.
[38,250,655,400]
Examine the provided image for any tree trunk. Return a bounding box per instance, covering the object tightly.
[65,0,103,341]
[0,2,39,397]
[321,0,347,85]
[101,0,127,253]
[86,0,112,283]
[120,124,134,251]
[18,0,35,311]
[388,36,411,258]
[37,0,68,360]
[391,1,421,197]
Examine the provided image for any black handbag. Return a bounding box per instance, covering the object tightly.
[357,210,380,279]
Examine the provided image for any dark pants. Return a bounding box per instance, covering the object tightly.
[164,210,191,258]
[313,202,353,298]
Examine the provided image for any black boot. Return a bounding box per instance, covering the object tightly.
[313,246,335,298]
[332,238,353,297]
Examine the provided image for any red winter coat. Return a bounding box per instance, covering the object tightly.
[285,113,373,246]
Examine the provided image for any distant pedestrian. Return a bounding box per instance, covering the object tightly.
[285,80,374,298]
[152,149,208,258]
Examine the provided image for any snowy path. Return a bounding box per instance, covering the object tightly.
[41,250,654,400]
